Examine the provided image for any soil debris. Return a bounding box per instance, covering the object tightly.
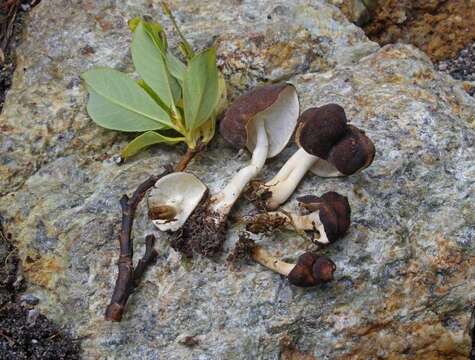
[0,0,41,111]
[226,232,256,270]
[0,216,81,359]
[361,0,475,62]
[0,303,81,359]
[171,194,227,258]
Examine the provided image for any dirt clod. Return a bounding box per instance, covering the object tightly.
[226,232,256,270]
[245,212,289,235]
[0,217,81,359]
[361,0,475,62]
[171,195,227,258]
[0,303,81,359]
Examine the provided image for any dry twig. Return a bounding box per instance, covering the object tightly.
[105,168,171,321]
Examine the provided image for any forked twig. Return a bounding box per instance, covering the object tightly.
[105,168,171,321]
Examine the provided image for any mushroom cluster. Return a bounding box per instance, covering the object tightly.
[148,83,299,257]
[147,83,375,289]
[258,104,375,210]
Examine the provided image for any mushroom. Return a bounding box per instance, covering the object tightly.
[147,172,207,232]
[213,82,299,215]
[246,191,351,244]
[260,104,375,210]
[252,246,336,287]
[148,83,299,257]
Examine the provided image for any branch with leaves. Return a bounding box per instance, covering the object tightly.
[81,4,227,321]
[81,5,226,165]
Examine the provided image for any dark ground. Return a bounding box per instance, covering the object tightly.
[0,0,40,111]
[1,3,81,356]
[338,0,475,97]
[0,217,81,359]
[361,0,475,62]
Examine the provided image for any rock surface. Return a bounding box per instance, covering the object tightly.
[0,0,474,359]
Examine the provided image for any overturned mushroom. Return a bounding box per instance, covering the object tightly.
[246,191,350,244]
[149,83,299,257]
[260,104,375,210]
[252,246,336,287]
[148,172,207,232]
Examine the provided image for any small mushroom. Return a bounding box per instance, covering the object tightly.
[213,83,299,215]
[246,191,350,244]
[251,246,336,287]
[148,172,207,232]
[261,104,375,209]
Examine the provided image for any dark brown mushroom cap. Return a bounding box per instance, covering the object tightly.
[296,104,348,159]
[297,191,351,242]
[327,125,375,175]
[219,83,298,157]
[288,253,336,287]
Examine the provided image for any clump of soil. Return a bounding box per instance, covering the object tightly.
[226,232,256,270]
[245,212,288,235]
[0,217,81,359]
[0,304,81,359]
[171,195,227,258]
[362,0,475,62]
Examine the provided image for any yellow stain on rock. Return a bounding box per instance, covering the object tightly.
[342,317,470,359]
[23,255,64,289]
[337,232,472,359]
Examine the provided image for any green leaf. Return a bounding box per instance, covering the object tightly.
[131,22,180,111]
[121,131,184,159]
[143,21,168,53]
[137,79,169,112]
[161,2,194,60]
[166,52,186,84]
[81,68,173,132]
[129,18,167,52]
[127,17,141,32]
[183,48,219,130]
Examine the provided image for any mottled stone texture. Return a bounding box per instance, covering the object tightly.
[0,0,474,359]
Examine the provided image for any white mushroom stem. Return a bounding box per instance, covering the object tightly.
[211,119,269,215]
[265,149,303,187]
[263,148,344,210]
[270,211,323,231]
[264,148,317,210]
[251,246,295,276]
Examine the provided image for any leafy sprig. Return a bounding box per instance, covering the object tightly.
[81,6,226,161]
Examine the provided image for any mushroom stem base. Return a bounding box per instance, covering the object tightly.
[246,211,328,244]
[251,246,295,276]
[248,211,323,231]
